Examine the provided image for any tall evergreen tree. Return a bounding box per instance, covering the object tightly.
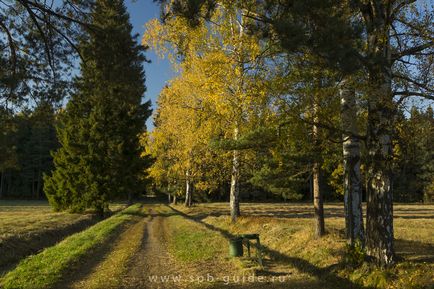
[44,0,152,215]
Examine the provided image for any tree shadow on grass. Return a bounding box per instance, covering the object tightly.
[168,205,373,289]
[395,239,434,263]
[0,216,99,275]
[53,221,134,289]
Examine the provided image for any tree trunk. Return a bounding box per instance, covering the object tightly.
[340,81,364,247]
[365,71,395,266]
[36,169,42,199]
[313,163,325,237]
[185,170,192,207]
[172,195,177,205]
[230,126,241,223]
[313,102,325,237]
[168,193,172,204]
[127,192,133,205]
[31,172,36,198]
[362,5,395,266]
[0,171,4,199]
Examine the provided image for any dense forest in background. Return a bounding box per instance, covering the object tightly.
[0,102,57,199]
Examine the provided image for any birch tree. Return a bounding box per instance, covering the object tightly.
[144,4,270,221]
[155,0,433,264]
[340,80,364,247]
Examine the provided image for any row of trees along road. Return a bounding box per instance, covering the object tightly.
[148,0,433,266]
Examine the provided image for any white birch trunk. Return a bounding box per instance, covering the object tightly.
[340,81,364,246]
[363,4,395,265]
[185,170,192,207]
[230,126,241,223]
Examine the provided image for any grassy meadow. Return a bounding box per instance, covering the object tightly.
[174,202,434,289]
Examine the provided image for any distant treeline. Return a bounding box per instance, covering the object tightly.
[1,103,58,199]
[1,105,432,202]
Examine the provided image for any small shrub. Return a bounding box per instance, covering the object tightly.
[343,240,366,267]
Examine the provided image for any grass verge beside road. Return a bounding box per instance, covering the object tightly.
[0,204,142,289]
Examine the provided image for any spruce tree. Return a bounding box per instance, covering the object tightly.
[44,0,151,215]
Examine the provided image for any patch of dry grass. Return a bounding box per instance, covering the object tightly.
[0,200,126,239]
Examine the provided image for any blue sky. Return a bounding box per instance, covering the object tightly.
[125,0,174,130]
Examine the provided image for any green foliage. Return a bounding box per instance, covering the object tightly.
[394,107,434,202]
[343,240,366,267]
[0,103,58,198]
[329,163,344,198]
[423,178,434,203]
[44,0,152,213]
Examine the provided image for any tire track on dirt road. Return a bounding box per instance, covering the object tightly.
[120,210,185,289]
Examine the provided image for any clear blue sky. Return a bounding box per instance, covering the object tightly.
[125,0,174,130]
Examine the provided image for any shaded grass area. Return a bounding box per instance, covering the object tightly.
[0,200,126,238]
[0,204,142,289]
[0,200,127,269]
[68,210,148,289]
[174,203,434,289]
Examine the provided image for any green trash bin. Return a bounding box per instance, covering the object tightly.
[229,237,243,257]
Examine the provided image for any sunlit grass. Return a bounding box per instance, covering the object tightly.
[176,202,434,289]
[70,208,147,289]
[0,200,127,238]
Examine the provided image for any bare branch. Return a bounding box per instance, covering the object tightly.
[392,41,434,60]
[18,0,90,27]
[393,73,434,93]
[391,0,417,20]
[394,90,434,101]
[20,0,55,72]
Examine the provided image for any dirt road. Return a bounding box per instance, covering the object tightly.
[65,205,237,289]
[120,212,184,289]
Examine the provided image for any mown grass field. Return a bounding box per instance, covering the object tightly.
[0,200,127,270]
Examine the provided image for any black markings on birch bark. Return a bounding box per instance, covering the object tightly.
[340,80,364,247]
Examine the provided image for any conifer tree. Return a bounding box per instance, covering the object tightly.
[44,0,151,215]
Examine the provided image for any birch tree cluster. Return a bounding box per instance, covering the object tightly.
[148,0,433,266]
